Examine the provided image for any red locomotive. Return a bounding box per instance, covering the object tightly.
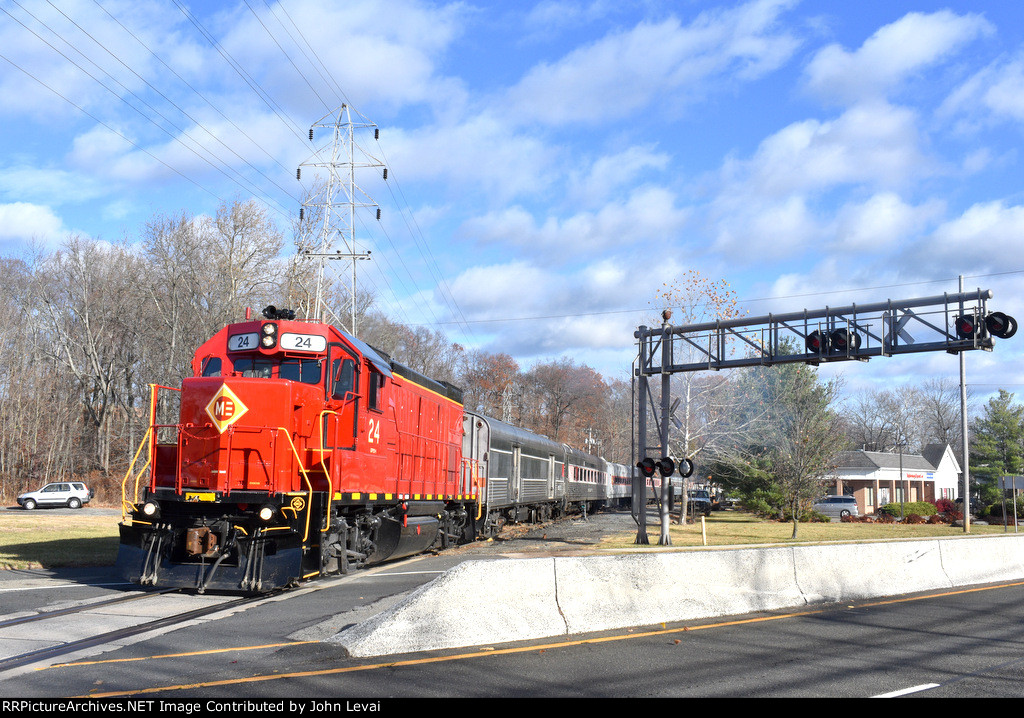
[118,306,475,592]
[118,306,633,593]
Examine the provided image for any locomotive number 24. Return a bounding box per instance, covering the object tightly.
[367,417,381,444]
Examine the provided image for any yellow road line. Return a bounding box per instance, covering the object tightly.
[77,579,1024,698]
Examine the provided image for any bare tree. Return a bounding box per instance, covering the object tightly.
[655,271,747,525]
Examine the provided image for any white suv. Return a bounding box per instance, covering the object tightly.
[17,482,93,510]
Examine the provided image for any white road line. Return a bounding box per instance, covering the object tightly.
[872,683,941,698]
[0,582,130,593]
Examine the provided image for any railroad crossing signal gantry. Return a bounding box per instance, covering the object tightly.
[632,287,1015,545]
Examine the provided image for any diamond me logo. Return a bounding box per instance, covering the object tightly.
[205,385,249,433]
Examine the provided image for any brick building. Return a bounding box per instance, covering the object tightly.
[825,444,961,516]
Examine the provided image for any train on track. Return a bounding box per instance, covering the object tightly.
[117,307,644,593]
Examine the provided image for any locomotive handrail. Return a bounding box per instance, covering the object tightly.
[315,408,341,527]
[120,426,154,522]
[273,427,317,544]
[462,458,485,521]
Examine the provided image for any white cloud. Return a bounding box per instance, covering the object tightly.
[444,254,687,358]
[706,101,934,262]
[504,0,800,125]
[942,56,1024,129]
[925,201,1024,273]
[459,185,690,260]
[804,10,994,105]
[378,113,557,201]
[0,202,67,242]
[729,102,928,197]
[566,144,671,206]
[830,193,943,253]
[218,0,469,113]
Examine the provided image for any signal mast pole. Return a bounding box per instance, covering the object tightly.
[297,104,384,333]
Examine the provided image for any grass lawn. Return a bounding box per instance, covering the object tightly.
[0,510,121,570]
[602,509,1016,549]
[1,507,1018,571]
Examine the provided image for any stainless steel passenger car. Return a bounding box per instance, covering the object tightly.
[462,410,617,536]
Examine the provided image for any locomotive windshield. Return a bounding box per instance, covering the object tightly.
[200,355,323,385]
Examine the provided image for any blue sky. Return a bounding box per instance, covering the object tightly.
[1,0,1022,404]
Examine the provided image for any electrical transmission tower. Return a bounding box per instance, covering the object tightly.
[297,104,385,333]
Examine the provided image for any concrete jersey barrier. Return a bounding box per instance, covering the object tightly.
[330,534,1024,657]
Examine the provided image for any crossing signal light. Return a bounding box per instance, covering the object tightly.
[806,330,827,353]
[678,457,694,478]
[954,315,979,339]
[829,328,861,353]
[986,312,1017,339]
[656,457,675,477]
[637,458,657,478]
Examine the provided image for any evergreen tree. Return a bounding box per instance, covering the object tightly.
[708,352,848,538]
[970,390,1024,504]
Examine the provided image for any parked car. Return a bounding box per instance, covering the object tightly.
[954,497,982,516]
[17,482,93,510]
[812,495,859,519]
[687,490,713,517]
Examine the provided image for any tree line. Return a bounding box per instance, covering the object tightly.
[0,199,1013,521]
[0,199,632,504]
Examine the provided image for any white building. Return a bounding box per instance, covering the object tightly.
[825,444,962,516]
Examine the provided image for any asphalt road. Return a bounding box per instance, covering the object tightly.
[3,509,1024,699]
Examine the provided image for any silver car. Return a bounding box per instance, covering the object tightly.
[813,495,859,519]
[17,482,93,510]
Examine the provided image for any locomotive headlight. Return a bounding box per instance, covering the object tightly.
[141,500,160,518]
[257,504,276,522]
[260,323,277,348]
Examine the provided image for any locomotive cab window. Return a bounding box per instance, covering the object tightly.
[367,368,384,411]
[232,357,273,378]
[200,357,222,377]
[279,358,322,385]
[331,358,357,399]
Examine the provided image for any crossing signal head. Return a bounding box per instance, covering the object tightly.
[677,457,695,478]
[656,457,675,477]
[806,330,827,353]
[954,315,979,339]
[829,328,861,353]
[985,311,1017,339]
[637,458,657,478]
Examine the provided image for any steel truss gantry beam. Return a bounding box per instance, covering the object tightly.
[635,289,999,376]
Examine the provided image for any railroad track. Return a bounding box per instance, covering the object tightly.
[0,588,277,674]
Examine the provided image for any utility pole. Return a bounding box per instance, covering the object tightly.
[297,104,384,333]
[959,275,971,533]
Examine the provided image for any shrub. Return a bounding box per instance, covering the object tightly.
[934,498,956,514]
[986,502,1024,519]
[879,501,937,517]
